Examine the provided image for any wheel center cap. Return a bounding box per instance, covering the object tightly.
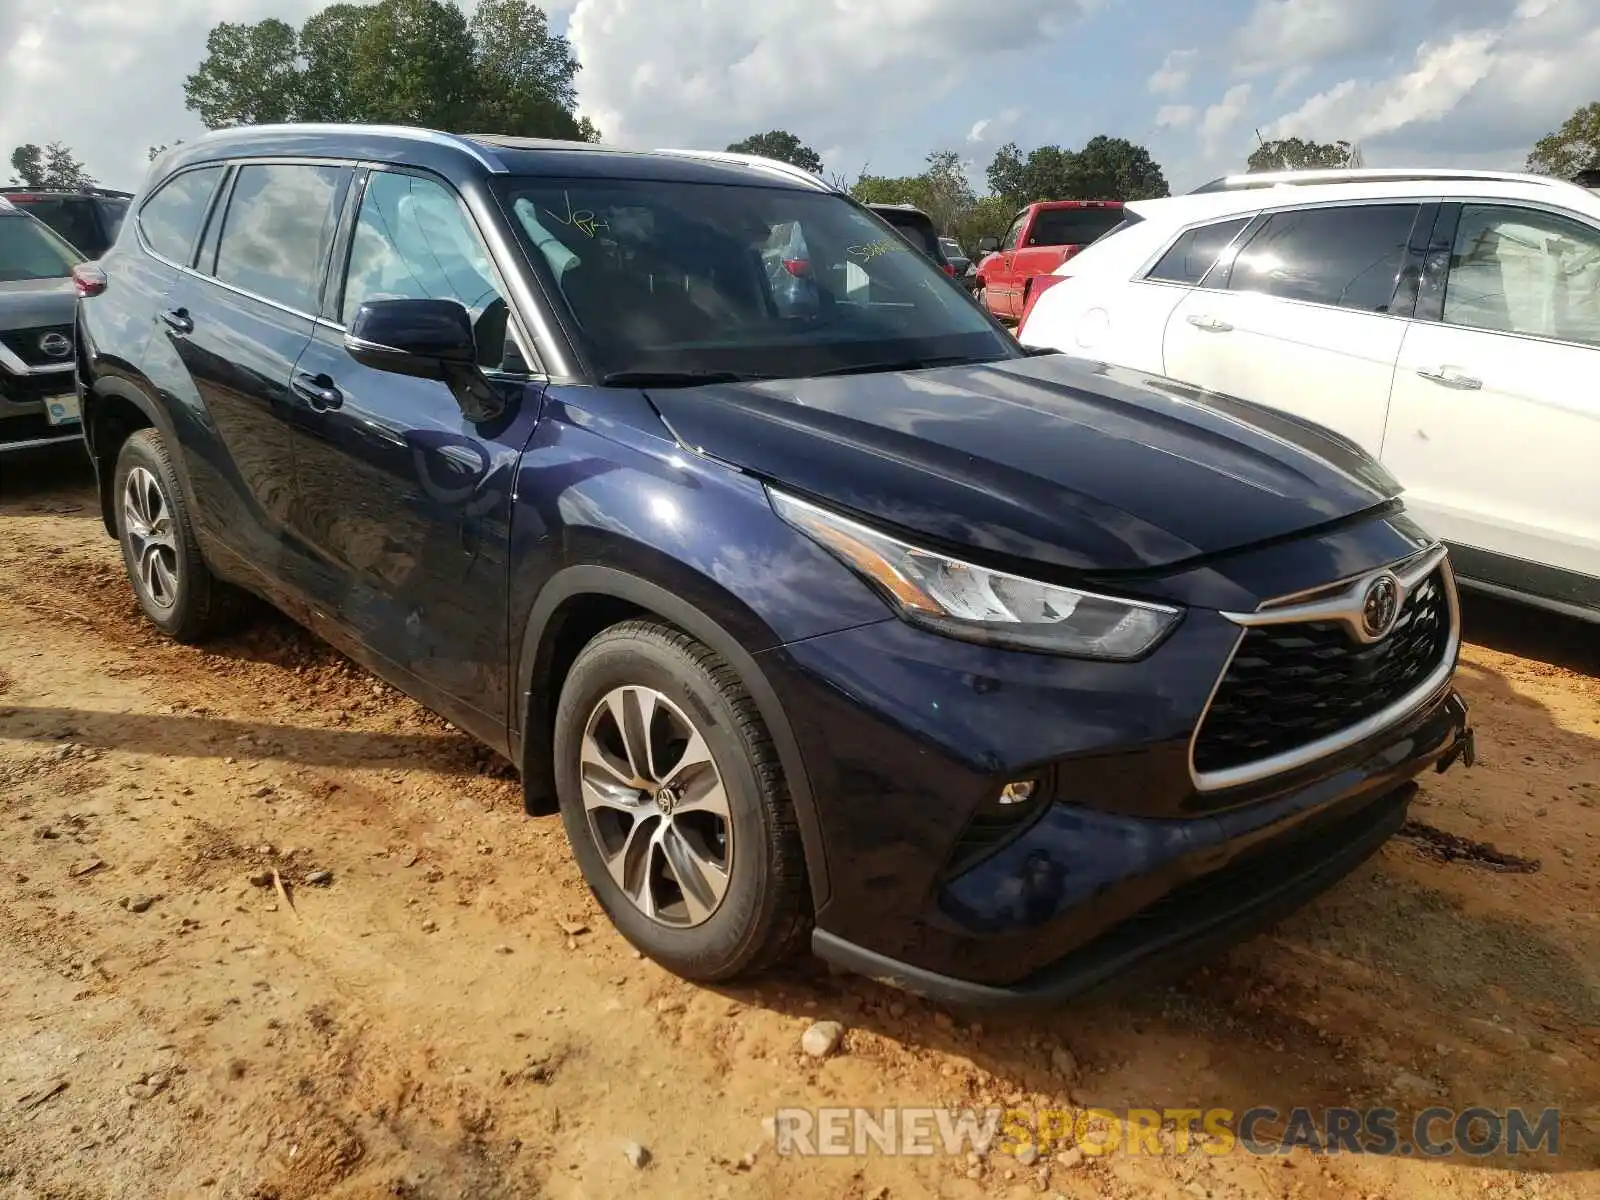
[654,786,678,816]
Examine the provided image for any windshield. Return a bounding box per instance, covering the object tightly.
[0,213,83,282]
[1029,207,1125,247]
[496,178,1011,380]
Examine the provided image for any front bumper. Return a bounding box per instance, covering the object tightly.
[758,513,1471,1003]
[813,690,1470,1007]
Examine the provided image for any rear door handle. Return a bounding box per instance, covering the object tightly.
[1185,314,1233,332]
[160,308,193,335]
[291,371,344,411]
[1416,366,1482,390]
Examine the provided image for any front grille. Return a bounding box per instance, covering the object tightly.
[0,325,74,368]
[1193,570,1452,777]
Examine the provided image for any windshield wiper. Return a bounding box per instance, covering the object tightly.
[601,370,763,388]
[805,354,999,379]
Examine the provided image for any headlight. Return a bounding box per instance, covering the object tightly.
[770,490,1181,659]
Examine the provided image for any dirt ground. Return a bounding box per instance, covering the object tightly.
[1,448,1597,1200]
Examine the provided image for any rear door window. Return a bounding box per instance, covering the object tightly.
[1442,204,1600,347]
[138,168,226,265]
[1147,217,1252,285]
[1226,204,1421,312]
[876,211,940,258]
[213,163,347,312]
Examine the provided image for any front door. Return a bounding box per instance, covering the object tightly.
[1162,202,1423,453]
[988,212,1027,318]
[1386,202,1600,596]
[288,166,546,745]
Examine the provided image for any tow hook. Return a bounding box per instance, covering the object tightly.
[1436,695,1476,773]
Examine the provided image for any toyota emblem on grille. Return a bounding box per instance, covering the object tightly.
[38,332,72,359]
[1361,573,1401,640]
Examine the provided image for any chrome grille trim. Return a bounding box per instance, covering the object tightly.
[1189,546,1460,793]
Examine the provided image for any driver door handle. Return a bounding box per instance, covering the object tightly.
[160,308,193,335]
[291,371,344,411]
[1416,366,1482,390]
[1185,314,1233,333]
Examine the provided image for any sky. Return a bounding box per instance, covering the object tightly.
[2,0,1597,195]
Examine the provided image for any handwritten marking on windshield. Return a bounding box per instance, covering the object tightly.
[847,239,907,262]
[545,191,610,239]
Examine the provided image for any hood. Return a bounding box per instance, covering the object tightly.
[648,355,1400,575]
[0,277,77,329]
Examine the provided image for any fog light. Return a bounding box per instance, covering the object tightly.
[999,780,1037,806]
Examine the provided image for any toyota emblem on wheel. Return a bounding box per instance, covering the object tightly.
[38,331,72,359]
[1361,573,1401,640]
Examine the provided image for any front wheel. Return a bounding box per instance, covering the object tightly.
[552,620,809,981]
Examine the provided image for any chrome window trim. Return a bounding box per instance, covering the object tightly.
[1189,545,1459,793]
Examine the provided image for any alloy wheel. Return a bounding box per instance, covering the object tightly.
[579,685,733,927]
[123,466,179,611]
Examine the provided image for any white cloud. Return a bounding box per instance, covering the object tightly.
[965,107,1022,145]
[1155,105,1197,129]
[0,0,325,190]
[1200,83,1253,145]
[1235,0,1400,75]
[1147,48,1196,95]
[567,0,1096,152]
[1261,0,1600,163]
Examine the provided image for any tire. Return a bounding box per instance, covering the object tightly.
[552,619,810,981]
[975,284,989,315]
[112,428,242,643]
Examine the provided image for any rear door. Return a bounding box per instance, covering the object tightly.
[1163,202,1425,452]
[147,160,350,600]
[1386,201,1600,597]
[287,165,546,742]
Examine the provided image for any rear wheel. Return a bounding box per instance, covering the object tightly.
[112,428,241,642]
[552,620,809,981]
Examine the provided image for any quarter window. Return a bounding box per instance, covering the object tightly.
[1227,204,1420,312]
[1147,217,1252,285]
[340,170,510,367]
[213,164,346,312]
[138,168,225,264]
[1443,205,1600,347]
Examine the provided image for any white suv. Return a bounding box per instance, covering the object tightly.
[1018,168,1600,622]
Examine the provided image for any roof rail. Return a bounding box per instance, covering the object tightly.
[1188,167,1578,194]
[653,148,834,191]
[183,123,507,173]
[0,184,133,198]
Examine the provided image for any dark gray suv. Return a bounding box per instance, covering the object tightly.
[0,197,83,452]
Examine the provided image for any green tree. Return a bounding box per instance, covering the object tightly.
[1066,135,1169,200]
[950,196,1014,254]
[183,0,595,141]
[725,130,824,174]
[9,144,45,186]
[1247,136,1355,172]
[986,142,1026,207]
[1527,101,1600,178]
[183,18,302,128]
[297,4,372,123]
[916,150,976,233]
[8,142,94,187]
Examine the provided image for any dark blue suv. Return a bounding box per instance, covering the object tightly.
[76,126,1474,1005]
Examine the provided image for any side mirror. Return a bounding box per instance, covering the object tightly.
[976,236,1000,254]
[345,298,503,423]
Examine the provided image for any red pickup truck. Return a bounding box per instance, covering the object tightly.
[973,200,1125,321]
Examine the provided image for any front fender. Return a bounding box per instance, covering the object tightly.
[513,563,840,913]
